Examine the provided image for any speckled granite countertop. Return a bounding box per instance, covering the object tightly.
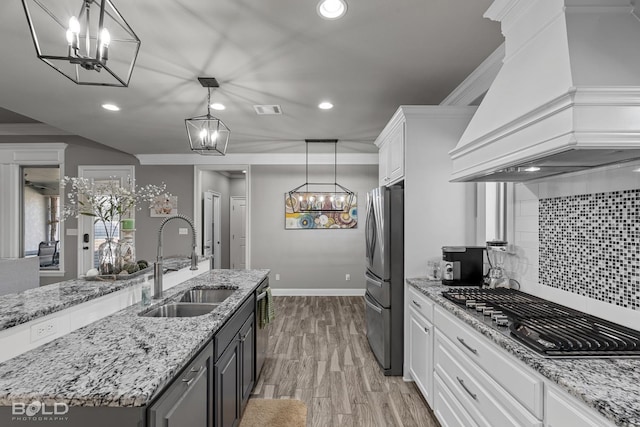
[0,257,199,332]
[407,278,640,427]
[0,269,269,407]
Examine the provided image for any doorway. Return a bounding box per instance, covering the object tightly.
[203,191,222,269]
[230,196,246,269]
[194,166,249,269]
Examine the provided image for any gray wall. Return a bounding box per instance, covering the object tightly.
[250,164,377,291]
[30,138,196,285]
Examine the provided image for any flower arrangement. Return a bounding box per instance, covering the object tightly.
[61,176,169,274]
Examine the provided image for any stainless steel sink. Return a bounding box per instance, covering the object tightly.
[139,302,218,318]
[179,289,236,304]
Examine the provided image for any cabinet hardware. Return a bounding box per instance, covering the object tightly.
[457,376,477,400]
[412,300,421,308]
[424,326,430,333]
[457,337,478,355]
[182,366,202,386]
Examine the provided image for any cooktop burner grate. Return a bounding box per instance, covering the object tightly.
[442,288,640,358]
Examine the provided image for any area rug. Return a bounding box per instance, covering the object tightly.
[239,398,307,427]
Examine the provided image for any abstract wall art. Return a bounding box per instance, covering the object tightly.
[285,193,357,229]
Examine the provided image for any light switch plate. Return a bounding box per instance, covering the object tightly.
[179,228,188,235]
[66,228,78,236]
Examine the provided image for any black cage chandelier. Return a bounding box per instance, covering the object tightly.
[186,77,231,156]
[287,139,355,213]
[21,0,141,87]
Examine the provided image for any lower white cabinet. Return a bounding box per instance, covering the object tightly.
[434,373,478,427]
[546,387,607,427]
[408,307,433,405]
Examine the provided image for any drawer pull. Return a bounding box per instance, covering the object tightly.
[182,366,202,387]
[423,326,430,333]
[457,337,478,355]
[412,300,422,309]
[457,376,477,401]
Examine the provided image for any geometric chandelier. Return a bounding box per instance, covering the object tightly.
[185,77,231,156]
[287,139,355,213]
[21,0,141,87]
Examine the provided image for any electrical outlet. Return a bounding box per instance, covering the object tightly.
[275,274,280,281]
[178,228,188,235]
[345,274,351,281]
[30,319,57,342]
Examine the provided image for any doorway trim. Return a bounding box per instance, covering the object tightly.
[203,190,222,269]
[0,143,66,277]
[193,165,250,268]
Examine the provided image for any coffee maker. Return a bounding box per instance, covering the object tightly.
[441,246,484,286]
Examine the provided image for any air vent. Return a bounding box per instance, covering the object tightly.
[253,105,282,115]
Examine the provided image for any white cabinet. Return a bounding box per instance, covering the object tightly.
[546,387,608,427]
[407,286,435,406]
[377,120,405,186]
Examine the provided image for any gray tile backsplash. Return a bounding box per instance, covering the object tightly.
[539,189,640,309]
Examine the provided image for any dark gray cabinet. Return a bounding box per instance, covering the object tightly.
[148,342,213,427]
[239,314,255,407]
[213,295,256,427]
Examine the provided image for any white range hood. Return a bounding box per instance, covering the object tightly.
[450,0,640,182]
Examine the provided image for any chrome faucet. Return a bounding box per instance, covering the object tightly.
[153,214,199,298]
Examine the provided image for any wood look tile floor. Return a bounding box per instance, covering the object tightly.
[250,296,441,427]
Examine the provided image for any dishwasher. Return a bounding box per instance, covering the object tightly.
[255,278,270,379]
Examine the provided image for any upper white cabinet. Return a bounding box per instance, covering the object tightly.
[377,120,405,186]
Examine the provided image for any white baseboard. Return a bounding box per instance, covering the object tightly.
[270,288,365,297]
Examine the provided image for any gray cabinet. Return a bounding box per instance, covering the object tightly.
[214,295,256,427]
[215,339,240,427]
[148,342,214,427]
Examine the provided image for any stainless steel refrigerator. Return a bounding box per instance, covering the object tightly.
[364,185,404,376]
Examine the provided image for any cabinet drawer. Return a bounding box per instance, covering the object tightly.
[435,330,542,427]
[434,373,478,427]
[407,285,433,322]
[546,387,610,427]
[215,295,255,361]
[435,306,543,418]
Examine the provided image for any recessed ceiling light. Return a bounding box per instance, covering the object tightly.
[523,166,541,172]
[318,101,333,110]
[633,167,640,173]
[210,103,226,111]
[101,103,120,111]
[317,0,347,20]
[242,170,247,174]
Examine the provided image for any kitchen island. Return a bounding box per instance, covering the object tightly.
[0,268,269,427]
[408,278,640,427]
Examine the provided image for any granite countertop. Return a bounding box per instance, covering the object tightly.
[0,268,269,407]
[407,278,640,427]
[0,257,199,332]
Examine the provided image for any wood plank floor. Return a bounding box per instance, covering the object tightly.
[250,296,441,427]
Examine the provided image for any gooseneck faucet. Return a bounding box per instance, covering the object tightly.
[153,214,199,298]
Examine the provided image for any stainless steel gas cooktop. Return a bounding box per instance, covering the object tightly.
[442,288,640,358]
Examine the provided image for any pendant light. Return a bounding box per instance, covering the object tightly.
[185,77,230,156]
[287,139,355,213]
[21,0,141,87]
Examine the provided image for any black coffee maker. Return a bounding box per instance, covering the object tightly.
[441,246,484,286]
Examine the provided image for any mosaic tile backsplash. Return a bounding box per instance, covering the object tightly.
[539,189,640,310]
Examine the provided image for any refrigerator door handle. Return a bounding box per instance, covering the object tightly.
[365,272,383,288]
[365,293,383,314]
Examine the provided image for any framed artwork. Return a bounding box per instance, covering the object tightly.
[150,195,178,217]
[285,193,357,229]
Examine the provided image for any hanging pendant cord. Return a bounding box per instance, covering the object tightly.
[206,87,212,117]
[305,140,309,192]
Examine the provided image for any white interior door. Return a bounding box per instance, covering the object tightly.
[230,196,246,269]
[77,166,134,276]
[203,191,222,269]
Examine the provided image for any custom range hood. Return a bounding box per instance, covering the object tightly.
[450,0,640,182]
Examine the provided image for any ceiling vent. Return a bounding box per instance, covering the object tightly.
[253,105,282,115]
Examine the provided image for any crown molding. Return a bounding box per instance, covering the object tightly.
[136,152,379,166]
[0,123,71,136]
[440,43,505,107]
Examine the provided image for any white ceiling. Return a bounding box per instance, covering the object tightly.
[0,0,502,155]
